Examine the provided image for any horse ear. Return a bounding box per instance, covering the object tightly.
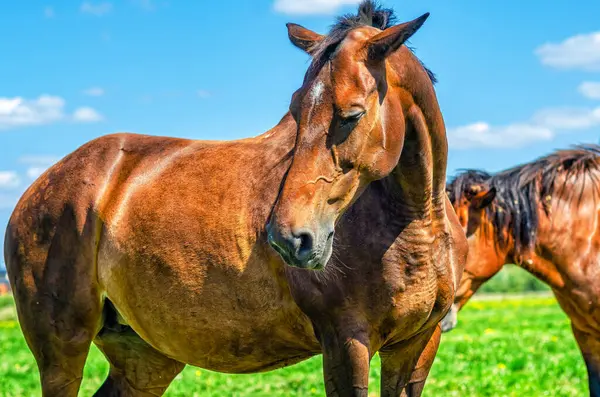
[286,23,324,54]
[472,187,496,210]
[367,13,430,61]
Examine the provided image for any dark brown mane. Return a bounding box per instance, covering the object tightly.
[448,144,600,259]
[303,0,436,84]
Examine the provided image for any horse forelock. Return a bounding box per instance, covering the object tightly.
[303,0,436,87]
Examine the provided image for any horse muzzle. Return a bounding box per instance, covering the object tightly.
[266,223,333,270]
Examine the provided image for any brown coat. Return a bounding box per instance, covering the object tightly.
[5,2,466,396]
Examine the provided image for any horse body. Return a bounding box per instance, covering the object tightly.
[7,115,320,372]
[94,118,323,372]
[5,2,467,396]
[537,170,600,331]
[444,145,600,395]
[6,112,462,395]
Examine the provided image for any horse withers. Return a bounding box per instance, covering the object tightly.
[443,145,600,396]
[5,2,467,396]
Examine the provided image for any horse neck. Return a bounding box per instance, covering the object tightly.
[518,249,566,290]
[255,112,297,145]
[477,213,512,263]
[487,194,566,289]
[387,50,448,222]
[237,112,297,230]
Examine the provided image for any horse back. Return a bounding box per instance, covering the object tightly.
[4,133,194,302]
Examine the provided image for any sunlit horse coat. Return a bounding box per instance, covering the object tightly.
[5,2,467,396]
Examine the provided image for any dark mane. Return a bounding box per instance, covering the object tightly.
[447,169,491,205]
[448,144,600,259]
[305,0,436,84]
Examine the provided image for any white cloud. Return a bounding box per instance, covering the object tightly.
[0,95,65,130]
[448,122,553,149]
[274,0,361,15]
[44,6,55,18]
[80,2,113,16]
[579,82,600,99]
[83,87,105,97]
[0,171,20,189]
[73,107,103,122]
[536,32,600,71]
[26,167,47,179]
[19,155,60,165]
[449,106,600,149]
[533,106,600,129]
[19,156,60,180]
[197,90,211,99]
[0,96,103,130]
[457,32,600,149]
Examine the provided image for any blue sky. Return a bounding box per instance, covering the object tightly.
[1,0,600,268]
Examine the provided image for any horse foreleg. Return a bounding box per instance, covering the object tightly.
[316,323,371,397]
[573,325,600,397]
[379,326,439,397]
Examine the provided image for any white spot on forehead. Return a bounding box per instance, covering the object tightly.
[310,80,324,105]
[304,79,325,124]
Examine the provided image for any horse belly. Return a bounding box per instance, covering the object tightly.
[98,253,320,373]
[140,310,317,373]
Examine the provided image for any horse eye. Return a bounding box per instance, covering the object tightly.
[465,186,480,198]
[339,110,365,126]
[330,109,365,144]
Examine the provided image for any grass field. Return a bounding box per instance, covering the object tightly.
[0,294,587,396]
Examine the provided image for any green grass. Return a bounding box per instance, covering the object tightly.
[479,264,549,294]
[0,294,587,396]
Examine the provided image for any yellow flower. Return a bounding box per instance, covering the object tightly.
[195,370,201,377]
[311,387,317,394]
[0,321,17,329]
[484,328,495,335]
[551,336,558,342]
[497,363,506,369]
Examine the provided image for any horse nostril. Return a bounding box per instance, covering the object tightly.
[293,230,314,258]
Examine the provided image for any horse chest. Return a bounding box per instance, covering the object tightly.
[377,254,453,337]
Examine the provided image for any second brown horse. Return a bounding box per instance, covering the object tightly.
[5,2,467,396]
[443,145,600,396]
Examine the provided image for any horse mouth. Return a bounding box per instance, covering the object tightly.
[269,239,326,270]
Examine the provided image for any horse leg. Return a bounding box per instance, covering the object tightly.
[93,327,185,396]
[402,325,441,397]
[379,326,439,397]
[17,298,100,397]
[572,326,600,397]
[6,210,103,396]
[316,324,371,397]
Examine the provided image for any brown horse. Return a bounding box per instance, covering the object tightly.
[5,2,467,396]
[442,144,600,396]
